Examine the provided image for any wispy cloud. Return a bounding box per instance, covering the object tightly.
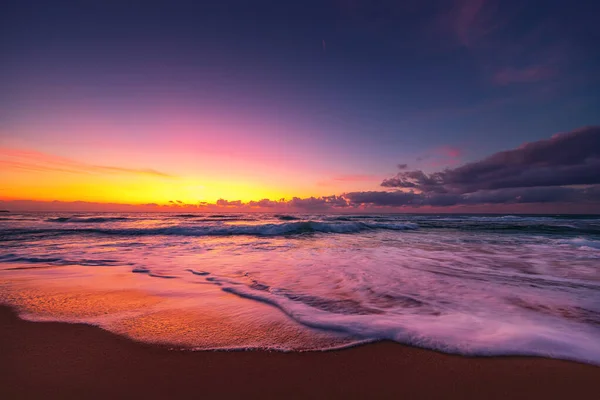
[317,174,379,187]
[331,174,379,182]
[492,65,558,86]
[0,147,173,178]
[451,0,499,47]
[428,0,502,49]
[430,0,571,89]
[414,145,463,168]
[94,166,173,178]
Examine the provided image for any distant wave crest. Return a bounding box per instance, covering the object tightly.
[46,216,130,223]
[0,253,119,267]
[5,221,419,238]
[275,215,302,221]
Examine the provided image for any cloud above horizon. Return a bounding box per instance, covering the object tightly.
[382,126,600,193]
[353,126,600,208]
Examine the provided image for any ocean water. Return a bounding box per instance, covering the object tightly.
[1,212,599,364]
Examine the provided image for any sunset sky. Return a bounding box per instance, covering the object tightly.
[1,0,599,212]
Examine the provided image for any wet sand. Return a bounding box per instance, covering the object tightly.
[1,305,599,399]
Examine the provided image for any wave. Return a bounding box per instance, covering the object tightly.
[172,214,257,222]
[559,238,600,250]
[185,269,210,276]
[323,215,389,222]
[199,217,258,222]
[148,273,177,279]
[46,216,130,223]
[325,216,353,221]
[0,254,64,264]
[202,275,600,365]
[415,221,600,235]
[2,221,419,238]
[6,214,600,237]
[275,215,302,221]
[0,253,119,266]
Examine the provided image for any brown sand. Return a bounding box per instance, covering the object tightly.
[1,305,599,399]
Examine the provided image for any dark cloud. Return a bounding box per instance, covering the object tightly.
[344,191,418,207]
[461,186,600,205]
[347,126,600,208]
[247,199,279,208]
[216,199,243,207]
[382,126,600,194]
[322,195,349,207]
[381,170,445,192]
[397,163,409,170]
[345,185,600,207]
[288,195,348,209]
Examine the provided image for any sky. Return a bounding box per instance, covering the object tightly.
[1,0,599,212]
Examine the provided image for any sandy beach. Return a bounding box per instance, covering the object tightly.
[1,305,599,399]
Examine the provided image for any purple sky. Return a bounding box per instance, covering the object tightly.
[1,1,599,212]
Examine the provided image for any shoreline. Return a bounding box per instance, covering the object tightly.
[2,305,599,399]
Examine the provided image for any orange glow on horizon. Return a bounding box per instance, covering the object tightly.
[0,145,342,205]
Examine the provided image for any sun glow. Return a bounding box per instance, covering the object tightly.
[1,171,291,205]
[0,145,309,205]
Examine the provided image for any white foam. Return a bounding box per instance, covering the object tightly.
[212,276,600,364]
[561,238,600,250]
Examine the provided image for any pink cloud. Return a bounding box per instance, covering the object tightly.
[216,199,243,207]
[453,0,488,46]
[438,146,463,159]
[430,0,500,48]
[0,147,173,178]
[332,174,379,182]
[492,65,558,86]
[416,146,464,168]
[317,174,379,187]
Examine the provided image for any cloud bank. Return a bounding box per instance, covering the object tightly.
[382,126,600,193]
[357,126,600,208]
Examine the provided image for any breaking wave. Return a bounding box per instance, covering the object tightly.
[3,221,419,238]
[203,275,600,364]
[275,215,302,221]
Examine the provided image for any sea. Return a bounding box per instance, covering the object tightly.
[1,212,599,364]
